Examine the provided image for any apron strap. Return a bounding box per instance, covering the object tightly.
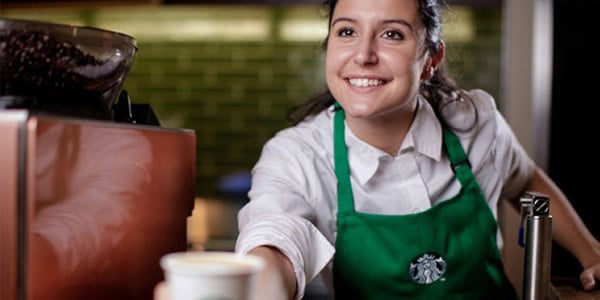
[441,126,473,187]
[334,103,475,214]
[333,102,355,214]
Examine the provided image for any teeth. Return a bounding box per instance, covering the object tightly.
[349,78,384,87]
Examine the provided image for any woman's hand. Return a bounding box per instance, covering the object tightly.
[249,246,297,300]
[580,261,600,291]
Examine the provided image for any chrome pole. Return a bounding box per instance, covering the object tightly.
[520,191,553,300]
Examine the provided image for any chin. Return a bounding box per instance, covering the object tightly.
[342,105,378,118]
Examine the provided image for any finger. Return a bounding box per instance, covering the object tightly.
[154,281,171,300]
[579,268,597,291]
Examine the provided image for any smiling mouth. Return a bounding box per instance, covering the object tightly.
[348,78,386,87]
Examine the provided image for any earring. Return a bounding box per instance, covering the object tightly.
[430,66,436,76]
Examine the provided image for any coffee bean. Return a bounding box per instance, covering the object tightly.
[0,29,127,120]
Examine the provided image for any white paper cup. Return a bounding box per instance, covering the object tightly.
[160,251,265,300]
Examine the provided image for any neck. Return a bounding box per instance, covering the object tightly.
[345,101,418,156]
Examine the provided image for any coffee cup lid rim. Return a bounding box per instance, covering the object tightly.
[160,251,265,276]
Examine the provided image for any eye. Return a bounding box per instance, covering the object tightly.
[382,30,404,41]
[336,27,356,37]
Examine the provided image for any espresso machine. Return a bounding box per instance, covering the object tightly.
[1,19,197,300]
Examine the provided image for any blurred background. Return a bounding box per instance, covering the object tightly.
[2,0,598,295]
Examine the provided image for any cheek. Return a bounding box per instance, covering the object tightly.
[324,56,334,87]
[325,49,344,83]
[381,51,421,73]
[325,47,341,72]
[324,52,348,102]
[325,63,341,101]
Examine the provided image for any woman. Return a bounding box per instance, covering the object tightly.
[234,0,600,299]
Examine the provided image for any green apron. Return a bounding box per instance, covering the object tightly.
[332,104,519,300]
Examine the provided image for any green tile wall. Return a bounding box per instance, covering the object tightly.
[1,4,501,198]
[122,40,326,196]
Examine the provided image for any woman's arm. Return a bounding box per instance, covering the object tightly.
[521,167,600,291]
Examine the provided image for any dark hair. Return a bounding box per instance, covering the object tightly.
[287,0,460,124]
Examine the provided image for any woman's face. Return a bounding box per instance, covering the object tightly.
[325,0,430,121]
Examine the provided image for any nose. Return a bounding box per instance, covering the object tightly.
[353,36,378,65]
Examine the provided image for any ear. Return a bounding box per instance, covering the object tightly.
[420,40,446,80]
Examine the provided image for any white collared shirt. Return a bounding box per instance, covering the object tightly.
[235,89,535,299]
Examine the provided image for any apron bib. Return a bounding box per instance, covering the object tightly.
[331,104,519,300]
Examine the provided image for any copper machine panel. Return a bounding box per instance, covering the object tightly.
[1,111,196,300]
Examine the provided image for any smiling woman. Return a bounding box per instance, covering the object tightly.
[324,0,436,149]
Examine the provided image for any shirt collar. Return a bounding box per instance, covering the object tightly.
[344,96,443,185]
